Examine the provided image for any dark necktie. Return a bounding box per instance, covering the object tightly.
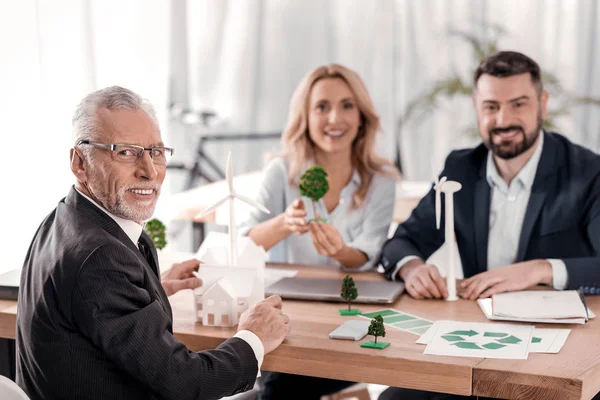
[138,232,158,275]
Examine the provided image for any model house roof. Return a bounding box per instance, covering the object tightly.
[204,277,238,299]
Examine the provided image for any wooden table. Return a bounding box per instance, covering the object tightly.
[162,172,426,248]
[2,265,599,399]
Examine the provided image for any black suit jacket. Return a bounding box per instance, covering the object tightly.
[16,188,258,399]
[381,132,600,294]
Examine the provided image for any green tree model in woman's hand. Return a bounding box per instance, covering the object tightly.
[299,165,329,222]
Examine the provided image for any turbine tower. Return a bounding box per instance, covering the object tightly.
[434,176,462,301]
[196,152,270,266]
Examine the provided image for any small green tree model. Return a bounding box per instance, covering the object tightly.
[368,315,386,345]
[340,275,358,311]
[144,218,167,250]
[360,313,390,349]
[299,165,329,222]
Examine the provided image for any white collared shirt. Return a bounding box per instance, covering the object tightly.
[74,187,265,371]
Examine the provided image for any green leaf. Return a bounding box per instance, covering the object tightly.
[496,335,522,344]
[446,330,478,337]
[441,335,465,342]
[482,342,506,350]
[484,332,508,338]
[447,29,487,61]
[144,218,167,250]
[368,314,386,339]
[452,341,482,349]
[571,96,600,107]
[340,275,358,302]
[299,165,329,202]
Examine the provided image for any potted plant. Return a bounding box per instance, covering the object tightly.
[144,218,167,250]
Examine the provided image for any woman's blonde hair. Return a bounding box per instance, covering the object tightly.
[281,63,400,208]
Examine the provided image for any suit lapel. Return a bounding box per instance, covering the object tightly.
[516,132,560,261]
[516,189,547,261]
[473,176,491,274]
[66,188,140,252]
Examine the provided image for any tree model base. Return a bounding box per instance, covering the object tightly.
[360,340,390,350]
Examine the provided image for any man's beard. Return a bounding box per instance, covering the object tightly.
[87,175,160,223]
[486,112,543,160]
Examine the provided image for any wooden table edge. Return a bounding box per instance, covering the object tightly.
[174,331,474,396]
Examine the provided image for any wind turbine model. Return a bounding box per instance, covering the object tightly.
[434,176,462,301]
[195,152,270,266]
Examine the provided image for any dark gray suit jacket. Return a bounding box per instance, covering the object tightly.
[381,132,600,294]
[16,188,258,399]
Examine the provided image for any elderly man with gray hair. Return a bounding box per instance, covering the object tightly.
[16,86,290,400]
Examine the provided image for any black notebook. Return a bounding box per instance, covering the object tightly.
[0,269,20,300]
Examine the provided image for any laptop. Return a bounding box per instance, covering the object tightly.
[0,269,20,300]
[265,277,404,304]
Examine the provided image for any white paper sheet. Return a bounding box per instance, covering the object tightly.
[418,321,571,354]
[423,320,534,359]
[528,328,571,353]
[477,298,593,324]
[492,290,587,319]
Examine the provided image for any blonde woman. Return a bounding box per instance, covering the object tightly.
[241,64,400,273]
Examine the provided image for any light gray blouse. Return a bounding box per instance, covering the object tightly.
[239,157,396,270]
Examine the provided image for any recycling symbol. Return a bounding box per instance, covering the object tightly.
[441,330,541,350]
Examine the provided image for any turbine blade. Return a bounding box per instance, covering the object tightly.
[226,151,234,194]
[234,194,271,214]
[195,196,229,219]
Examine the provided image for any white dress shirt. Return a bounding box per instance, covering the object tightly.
[74,187,265,369]
[393,133,568,290]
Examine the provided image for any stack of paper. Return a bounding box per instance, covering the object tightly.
[477,290,593,325]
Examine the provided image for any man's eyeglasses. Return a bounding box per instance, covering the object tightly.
[76,139,174,165]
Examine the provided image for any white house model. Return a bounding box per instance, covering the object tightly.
[193,233,267,327]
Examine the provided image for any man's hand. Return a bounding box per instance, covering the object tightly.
[160,259,203,297]
[283,199,310,235]
[460,260,553,300]
[309,221,345,257]
[238,295,291,354]
[400,259,448,300]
